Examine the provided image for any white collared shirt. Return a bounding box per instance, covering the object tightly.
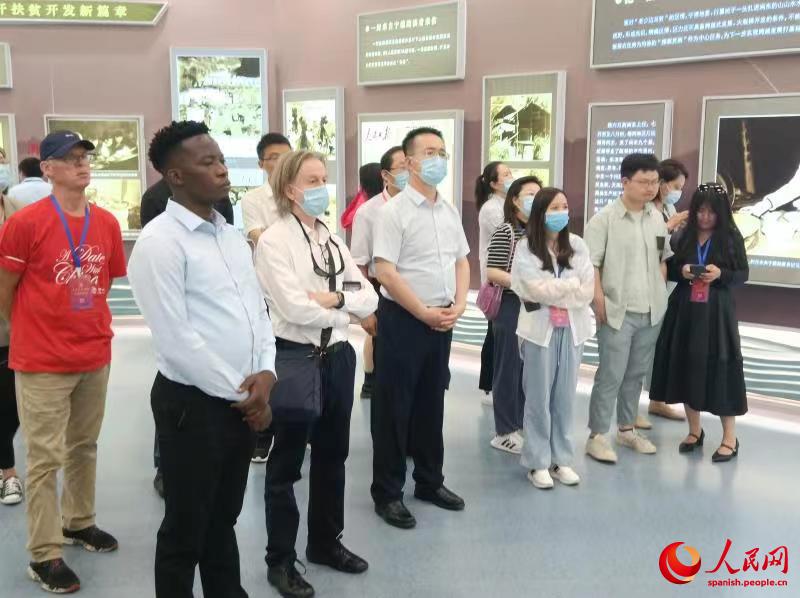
[478,194,505,283]
[373,184,470,306]
[241,181,280,237]
[511,234,596,348]
[350,191,390,278]
[128,200,276,402]
[255,214,379,346]
[7,177,52,206]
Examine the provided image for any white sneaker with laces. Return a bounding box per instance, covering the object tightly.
[0,476,23,505]
[527,469,554,489]
[586,434,618,463]
[616,429,657,454]
[511,430,525,447]
[490,433,522,455]
[481,393,493,407]
[550,465,580,486]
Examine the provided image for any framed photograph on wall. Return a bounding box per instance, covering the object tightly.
[357,109,465,211]
[282,87,345,233]
[481,71,567,188]
[0,113,18,187]
[699,93,800,288]
[44,115,146,234]
[0,43,11,89]
[584,100,673,223]
[171,48,268,227]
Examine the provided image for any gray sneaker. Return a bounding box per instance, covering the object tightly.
[0,476,23,505]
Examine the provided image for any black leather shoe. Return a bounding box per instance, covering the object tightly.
[375,500,416,529]
[414,486,465,511]
[267,562,315,598]
[712,439,739,463]
[678,429,705,454]
[307,542,368,574]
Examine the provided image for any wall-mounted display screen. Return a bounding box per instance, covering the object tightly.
[585,101,673,222]
[357,0,466,86]
[358,110,464,210]
[482,72,566,188]
[0,43,11,88]
[591,0,800,69]
[0,115,16,187]
[45,115,146,232]
[283,87,345,233]
[700,94,800,288]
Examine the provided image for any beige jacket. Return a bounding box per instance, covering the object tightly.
[0,194,25,347]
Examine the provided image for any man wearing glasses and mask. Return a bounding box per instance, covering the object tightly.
[370,127,470,530]
[0,131,126,594]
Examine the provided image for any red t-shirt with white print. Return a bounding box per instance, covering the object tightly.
[0,198,127,372]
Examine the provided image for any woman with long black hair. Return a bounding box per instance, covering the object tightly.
[650,183,749,463]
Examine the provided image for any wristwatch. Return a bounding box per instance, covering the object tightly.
[335,291,345,309]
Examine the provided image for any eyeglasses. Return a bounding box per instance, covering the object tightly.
[293,214,345,279]
[52,153,96,167]
[629,177,660,188]
[413,149,450,160]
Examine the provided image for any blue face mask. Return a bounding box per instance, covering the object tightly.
[665,189,682,205]
[521,195,535,217]
[503,178,513,194]
[419,156,448,187]
[298,185,330,218]
[0,164,11,192]
[393,170,409,191]
[545,211,570,233]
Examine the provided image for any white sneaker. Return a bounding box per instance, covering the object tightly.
[616,429,657,454]
[0,476,23,505]
[527,469,554,489]
[490,433,523,455]
[511,430,525,447]
[586,434,618,463]
[481,393,493,407]
[550,465,580,486]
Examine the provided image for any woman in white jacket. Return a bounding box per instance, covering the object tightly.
[511,188,595,490]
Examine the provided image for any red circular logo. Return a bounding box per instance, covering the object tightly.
[659,542,702,585]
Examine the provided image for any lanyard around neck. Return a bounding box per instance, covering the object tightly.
[50,195,91,271]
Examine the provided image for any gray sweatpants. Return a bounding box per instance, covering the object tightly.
[588,312,661,435]
[520,328,582,471]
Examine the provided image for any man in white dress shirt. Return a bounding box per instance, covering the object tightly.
[241,132,292,245]
[350,145,407,400]
[6,158,52,205]
[370,127,470,529]
[129,121,277,598]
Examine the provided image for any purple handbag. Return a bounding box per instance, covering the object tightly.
[477,224,516,321]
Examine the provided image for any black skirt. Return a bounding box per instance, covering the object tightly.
[650,282,748,416]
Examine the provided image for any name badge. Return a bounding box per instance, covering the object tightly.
[690,280,710,303]
[69,270,94,311]
[549,306,570,328]
[656,235,666,252]
[343,281,362,292]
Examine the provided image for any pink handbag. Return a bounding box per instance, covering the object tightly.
[477,224,516,321]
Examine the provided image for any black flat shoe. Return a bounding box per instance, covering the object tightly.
[414,486,465,511]
[712,439,739,463]
[375,500,417,529]
[267,561,315,598]
[306,542,368,574]
[678,429,705,454]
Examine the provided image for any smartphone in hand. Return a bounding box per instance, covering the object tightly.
[689,264,708,276]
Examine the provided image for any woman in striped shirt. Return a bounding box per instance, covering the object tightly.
[485,176,542,454]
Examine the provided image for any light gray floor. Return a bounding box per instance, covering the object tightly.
[1,327,798,597]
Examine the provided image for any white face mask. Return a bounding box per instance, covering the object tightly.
[665,189,682,205]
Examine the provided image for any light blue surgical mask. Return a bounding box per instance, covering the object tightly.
[393,170,409,191]
[0,164,11,192]
[503,178,513,194]
[298,185,330,218]
[665,189,682,205]
[545,210,570,233]
[419,156,448,187]
[521,195,535,217]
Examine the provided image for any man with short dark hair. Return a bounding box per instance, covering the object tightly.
[584,153,671,465]
[370,127,470,529]
[241,132,292,245]
[7,157,52,205]
[0,131,126,594]
[129,121,276,598]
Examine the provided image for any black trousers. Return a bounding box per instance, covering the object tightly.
[0,346,18,470]
[265,343,356,567]
[479,321,494,392]
[371,299,452,505]
[491,294,525,435]
[151,373,254,598]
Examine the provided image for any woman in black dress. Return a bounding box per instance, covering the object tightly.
[650,183,748,463]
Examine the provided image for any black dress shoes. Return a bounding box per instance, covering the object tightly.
[414,486,465,511]
[678,429,705,453]
[375,500,417,529]
[267,562,315,598]
[712,439,739,463]
[306,542,368,574]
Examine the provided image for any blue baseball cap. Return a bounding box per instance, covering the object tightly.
[40,131,95,161]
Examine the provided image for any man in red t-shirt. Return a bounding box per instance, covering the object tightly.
[0,131,126,595]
